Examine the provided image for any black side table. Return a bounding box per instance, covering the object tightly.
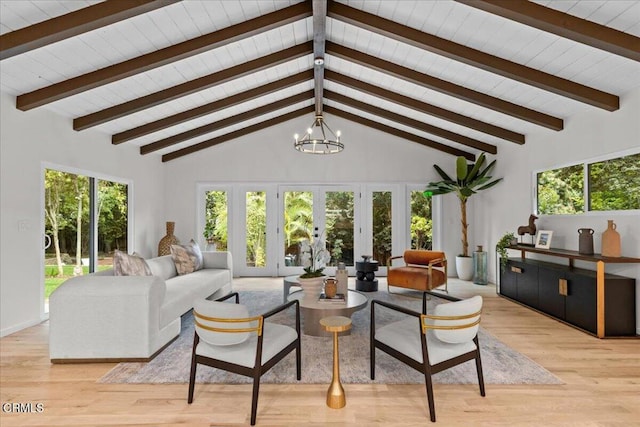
[355,257,378,292]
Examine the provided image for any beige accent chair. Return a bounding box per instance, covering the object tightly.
[188,292,301,426]
[370,295,485,422]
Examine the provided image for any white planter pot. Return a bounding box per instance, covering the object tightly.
[456,256,474,281]
[297,276,325,303]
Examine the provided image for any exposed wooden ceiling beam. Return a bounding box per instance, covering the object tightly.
[324,105,475,160]
[324,90,497,154]
[74,41,313,130]
[455,0,640,62]
[328,1,619,111]
[162,105,315,162]
[0,0,181,61]
[324,70,524,144]
[312,0,327,116]
[113,70,314,144]
[326,42,563,130]
[16,2,313,110]
[141,90,313,154]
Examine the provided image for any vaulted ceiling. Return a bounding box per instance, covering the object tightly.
[1,0,639,162]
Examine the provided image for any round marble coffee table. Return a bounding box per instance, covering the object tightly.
[286,289,367,337]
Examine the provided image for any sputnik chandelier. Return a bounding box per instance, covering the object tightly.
[294,114,343,154]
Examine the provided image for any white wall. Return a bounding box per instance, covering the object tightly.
[0,92,165,337]
[165,89,640,332]
[162,113,456,241]
[475,87,640,332]
[1,84,638,336]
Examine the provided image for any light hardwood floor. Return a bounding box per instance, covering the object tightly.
[1,278,639,426]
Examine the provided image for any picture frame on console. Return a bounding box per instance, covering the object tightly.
[535,230,553,249]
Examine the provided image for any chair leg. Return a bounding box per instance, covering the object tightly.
[423,370,436,422]
[370,346,376,380]
[296,339,302,381]
[187,335,199,404]
[422,292,428,314]
[187,360,197,403]
[250,375,260,426]
[475,348,486,397]
[370,302,376,380]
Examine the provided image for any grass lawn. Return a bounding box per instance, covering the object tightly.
[44,265,111,298]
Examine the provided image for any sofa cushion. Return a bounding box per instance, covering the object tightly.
[145,255,177,281]
[403,250,446,266]
[113,250,152,276]
[171,240,203,275]
[160,269,231,327]
[387,266,446,291]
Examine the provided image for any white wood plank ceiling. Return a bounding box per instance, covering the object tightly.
[1,0,639,161]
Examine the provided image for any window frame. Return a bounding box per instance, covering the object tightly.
[533,148,640,217]
[41,162,133,319]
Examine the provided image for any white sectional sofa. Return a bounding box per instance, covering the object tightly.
[49,251,233,363]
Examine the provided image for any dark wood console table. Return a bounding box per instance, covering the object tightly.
[499,245,639,338]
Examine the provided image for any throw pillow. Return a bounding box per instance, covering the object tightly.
[113,250,152,276]
[170,239,203,275]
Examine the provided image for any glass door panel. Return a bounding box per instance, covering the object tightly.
[97,180,128,269]
[278,186,359,277]
[410,190,432,250]
[245,191,267,268]
[204,190,228,251]
[325,191,354,267]
[372,191,392,268]
[44,169,89,312]
[44,169,129,314]
[282,190,314,268]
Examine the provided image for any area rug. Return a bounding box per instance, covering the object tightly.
[99,289,562,385]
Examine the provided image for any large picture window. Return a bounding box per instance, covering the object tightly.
[536,150,639,215]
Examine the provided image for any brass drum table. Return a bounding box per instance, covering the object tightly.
[320,315,352,409]
[286,289,367,337]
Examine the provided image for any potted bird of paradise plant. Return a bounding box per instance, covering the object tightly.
[424,153,502,280]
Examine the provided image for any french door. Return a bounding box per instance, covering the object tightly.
[277,185,360,277]
[234,185,278,276]
[198,182,435,278]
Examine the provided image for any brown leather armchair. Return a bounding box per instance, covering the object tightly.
[387,250,448,312]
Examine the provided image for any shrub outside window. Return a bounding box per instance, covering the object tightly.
[536,151,639,215]
[588,153,640,211]
[536,165,584,215]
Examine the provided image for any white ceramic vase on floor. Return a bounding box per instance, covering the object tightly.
[456,256,474,281]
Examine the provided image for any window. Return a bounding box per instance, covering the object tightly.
[536,150,639,215]
[536,164,584,215]
[588,152,640,211]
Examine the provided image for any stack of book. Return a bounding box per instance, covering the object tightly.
[318,293,346,303]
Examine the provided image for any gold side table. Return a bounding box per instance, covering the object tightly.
[320,315,352,409]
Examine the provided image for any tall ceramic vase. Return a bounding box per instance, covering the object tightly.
[601,220,621,257]
[158,221,179,256]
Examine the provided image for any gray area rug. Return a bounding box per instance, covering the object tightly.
[99,289,562,385]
